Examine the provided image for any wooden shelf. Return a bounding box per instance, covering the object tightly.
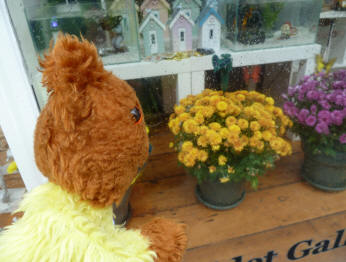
[320,10,346,19]
[106,44,321,81]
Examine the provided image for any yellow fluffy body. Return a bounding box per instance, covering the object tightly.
[0,183,156,262]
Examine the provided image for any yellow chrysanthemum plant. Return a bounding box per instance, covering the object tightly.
[168,89,293,190]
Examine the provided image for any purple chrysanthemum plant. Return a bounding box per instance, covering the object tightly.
[283,69,346,155]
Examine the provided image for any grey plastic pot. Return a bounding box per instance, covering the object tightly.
[301,146,346,191]
[195,179,246,210]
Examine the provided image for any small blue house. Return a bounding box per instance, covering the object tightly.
[139,12,166,57]
[196,7,224,51]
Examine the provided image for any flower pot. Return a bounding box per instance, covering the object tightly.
[112,185,133,225]
[195,179,246,210]
[301,147,346,191]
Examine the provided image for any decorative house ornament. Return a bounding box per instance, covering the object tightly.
[139,12,166,56]
[196,7,224,51]
[140,0,171,24]
[172,0,202,21]
[169,10,195,52]
[205,0,218,10]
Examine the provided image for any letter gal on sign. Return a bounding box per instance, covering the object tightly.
[287,229,346,260]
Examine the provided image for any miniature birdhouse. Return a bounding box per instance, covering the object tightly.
[169,10,195,52]
[139,12,166,57]
[140,0,171,25]
[196,7,224,51]
[172,0,202,21]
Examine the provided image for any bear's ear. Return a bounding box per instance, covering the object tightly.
[39,33,105,131]
[39,33,105,94]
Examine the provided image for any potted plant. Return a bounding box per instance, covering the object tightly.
[283,69,346,191]
[168,89,292,210]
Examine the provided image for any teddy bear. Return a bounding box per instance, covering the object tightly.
[0,34,187,262]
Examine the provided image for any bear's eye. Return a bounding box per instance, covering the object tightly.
[130,107,142,124]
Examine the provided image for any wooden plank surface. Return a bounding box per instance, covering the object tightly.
[129,182,346,249]
[184,211,346,262]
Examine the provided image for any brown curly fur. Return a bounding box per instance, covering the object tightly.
[35,34,187,260]
[140,218,188,262]
[35,34,149,207]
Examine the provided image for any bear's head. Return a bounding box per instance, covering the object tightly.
[34,34,148,207]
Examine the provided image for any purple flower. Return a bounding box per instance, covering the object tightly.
[336,95,344,106]
[305,115,317,127]
[306,90,319,100]
[298,109,310,123]
[283,102,299,117]
[298,93,305,101]
[318,110,332,125]
[310,104,317,114]
[331,110,344,126]
[287,86,297,96]
[340,134,346,144]
[315,121,330,135]
[319,100,331,110]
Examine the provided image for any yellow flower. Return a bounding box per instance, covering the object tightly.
[218,112,227,118]
[216,101,228,111]
[174,105,185,115]
[210,95,221,106]
[227,132,239,144]
[212,145,220,151]
[194,112,204,124]
[198,150,208,162]
[237,94,246,101]
[209,166,216,173]
[169,142,174,148]
[206,130,222,146]
[249,137,259,148]
[182,141,194,151]
[198,125,209,135]
[265,97,275,105]
[219,128,230,139]
[237,119,249,130]
[240,135,249,146]
[253,131,262,140]
[197,136,208,147]
[228,166,235,174]
[209,122,222,131]
[250,121,261,131]
[202,106,215,118]
[183,119,198,134]
[178,112,191,122]
[218,155,227,166]
[262,131,272,141]
[219,177,230,183]
[228,124,241,135]
[256,140,264,151]
[178,152,185,162]
[280,126,286,135]
[226,116,237,127]
[270,138,282,152]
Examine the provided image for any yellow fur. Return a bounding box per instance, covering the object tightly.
[0,183,156,262]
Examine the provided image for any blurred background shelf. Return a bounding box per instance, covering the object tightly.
[320,10,346,19]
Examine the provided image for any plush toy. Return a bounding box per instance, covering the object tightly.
[0,34,187,262]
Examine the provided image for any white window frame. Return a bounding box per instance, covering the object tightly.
[0,2,47,191]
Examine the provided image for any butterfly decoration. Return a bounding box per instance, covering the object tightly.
[315,55,336,74]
